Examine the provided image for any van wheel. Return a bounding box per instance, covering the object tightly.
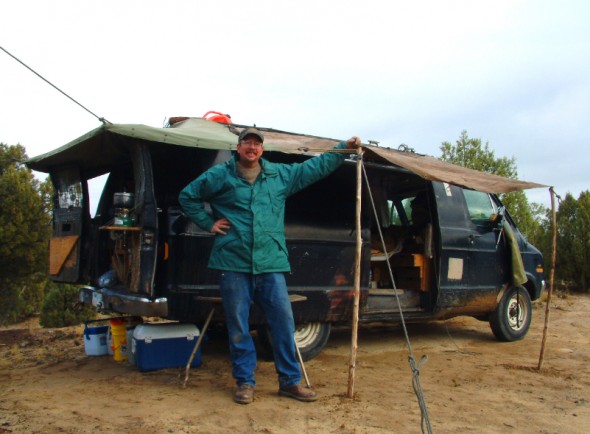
[256,322,331,362]
[489,286,532,342]
[295,322,331,361]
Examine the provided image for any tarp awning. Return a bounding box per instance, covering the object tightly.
[27,118,547,193]
[364,146,546,193]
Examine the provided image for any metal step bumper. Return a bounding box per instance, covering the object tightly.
[79,286,168,317]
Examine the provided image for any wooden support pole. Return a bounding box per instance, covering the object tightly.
[538,187,557,370]
[347,148,363,398]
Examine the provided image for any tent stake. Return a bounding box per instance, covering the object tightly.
[347,148,364,398]
[538,187,557,370]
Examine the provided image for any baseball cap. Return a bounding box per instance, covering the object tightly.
[238,128,264,143]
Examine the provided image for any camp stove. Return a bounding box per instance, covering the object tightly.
[113,192,135,227]
[114,207,134,227]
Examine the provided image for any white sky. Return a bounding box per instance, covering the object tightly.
[1,0,589,208]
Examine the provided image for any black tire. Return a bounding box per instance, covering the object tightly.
[295,322,331,361]
[489,286,532,342]
[256,322,331,362]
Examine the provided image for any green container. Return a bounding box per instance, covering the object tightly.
[114,216,132,226]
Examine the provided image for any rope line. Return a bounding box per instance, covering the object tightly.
[1,46,110,124]
[361,162,434,434]
[409,355,434,434]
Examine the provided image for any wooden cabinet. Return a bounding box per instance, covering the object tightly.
[371,253,431,292]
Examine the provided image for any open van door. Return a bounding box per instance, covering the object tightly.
[462,188,508,292]
[130,143,159,297]
[48,166,85,282]
[434,182,509,312]
[433,181,472,307]
[91,142,159,297]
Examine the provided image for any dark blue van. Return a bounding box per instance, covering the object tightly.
[28,118,545,360]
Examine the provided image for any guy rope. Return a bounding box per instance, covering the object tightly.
[347,147,434,434]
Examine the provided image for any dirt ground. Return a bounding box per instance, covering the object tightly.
[1,292,589,434]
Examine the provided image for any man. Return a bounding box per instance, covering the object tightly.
[179,127,361,404]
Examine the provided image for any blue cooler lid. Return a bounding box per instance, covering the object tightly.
[84,324,109,338]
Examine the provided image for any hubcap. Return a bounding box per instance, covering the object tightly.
[507,292,528,331]
[295,323,322,347]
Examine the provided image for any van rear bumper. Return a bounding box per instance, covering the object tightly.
[79,286,168,317]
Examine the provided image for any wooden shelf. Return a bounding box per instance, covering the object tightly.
[100,226,141,231]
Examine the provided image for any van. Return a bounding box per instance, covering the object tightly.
[28,117,545,360]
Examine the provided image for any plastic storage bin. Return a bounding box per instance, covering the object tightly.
[132,323,202,372]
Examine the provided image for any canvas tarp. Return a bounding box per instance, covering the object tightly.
[27,118,547,193]
[363,146,546,193]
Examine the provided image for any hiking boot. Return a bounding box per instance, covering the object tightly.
[278,384,317,402]
[234,384,254,404]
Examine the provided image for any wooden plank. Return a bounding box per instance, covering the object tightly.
[128,232,141,292]
[49,235,79,275]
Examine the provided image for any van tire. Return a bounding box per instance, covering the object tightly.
[256,322,331,362]
[489,286,532,342]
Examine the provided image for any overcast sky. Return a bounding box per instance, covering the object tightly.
[1,0,589,208]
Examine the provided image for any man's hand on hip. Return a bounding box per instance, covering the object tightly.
[211,217,231,235]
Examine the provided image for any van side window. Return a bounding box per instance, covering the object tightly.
[387,200,401,225]
[463,190,497,225]
[386,197,414,226]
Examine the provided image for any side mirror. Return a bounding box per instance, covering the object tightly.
[489,206,505,228]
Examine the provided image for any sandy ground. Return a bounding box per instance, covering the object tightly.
[1,292,589,434]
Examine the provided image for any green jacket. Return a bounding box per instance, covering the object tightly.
[179,141,349,274]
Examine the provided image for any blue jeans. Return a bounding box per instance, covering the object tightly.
[219,271,301,388]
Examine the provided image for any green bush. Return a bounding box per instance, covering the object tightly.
[0,276,46,326]
[39,283,96,328]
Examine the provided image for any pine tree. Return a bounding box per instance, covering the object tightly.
[0,143,53,324]
[439,131,541,238]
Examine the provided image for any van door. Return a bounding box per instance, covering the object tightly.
[462,189,507,291]
[131,143,158,296]
[434,182,507,312]
[432,182,472,308]
[48,166,85,282]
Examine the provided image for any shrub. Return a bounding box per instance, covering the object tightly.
[40,283,96,328]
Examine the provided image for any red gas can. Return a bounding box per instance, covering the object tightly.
[202,111,232,124]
